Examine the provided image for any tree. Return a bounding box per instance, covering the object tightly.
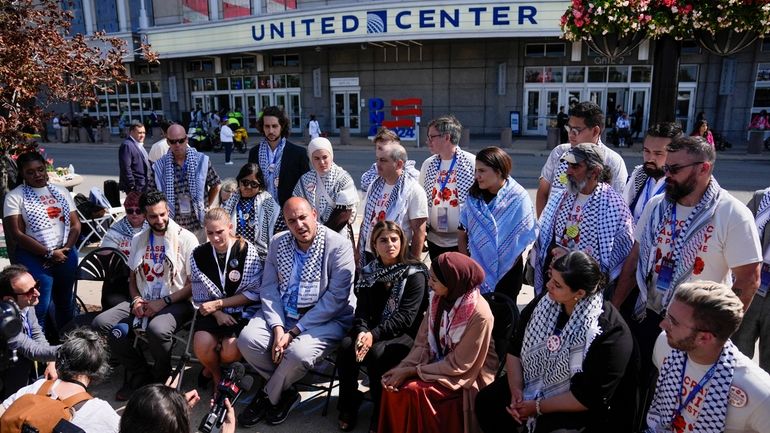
[0,0,158,154]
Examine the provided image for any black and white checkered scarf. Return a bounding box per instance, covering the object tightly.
[357,261,428,321]
[153,149,206,222]
[257,137,285,200]
[190,239,262,315]
[111,217,149,238]
[646,340,737,433]
[275,225,327,311]
[520,293,604,419]
[21,183,71,249]
[293,164,358,224]
[535,184,633,295]
[421,148,475,209]
[222,191,276,258]
[755,189,770,239]
[635,178,722,319]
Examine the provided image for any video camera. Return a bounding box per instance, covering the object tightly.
[199,362,253,433]
[0,299,22,372]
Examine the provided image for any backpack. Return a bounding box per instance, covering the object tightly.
[0,380,92,433]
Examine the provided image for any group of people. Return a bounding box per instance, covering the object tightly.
[2,101,770,433]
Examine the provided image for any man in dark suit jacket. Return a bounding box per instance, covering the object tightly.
[248,106,309,208]
[119,120,151,193]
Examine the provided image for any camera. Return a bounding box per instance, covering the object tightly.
[199,362,253,433]
[0,299,22,372]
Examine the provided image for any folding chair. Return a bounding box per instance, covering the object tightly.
[295,351,338,416]
[482,291,520,376]
[72,247,130,314]
[74,207,114,250]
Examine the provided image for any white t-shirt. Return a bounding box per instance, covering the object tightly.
[2,379,120,433]
[148,138,169,163]
[653,333,770,433]
[418,153,475,247]
[540,142,628,197]
[362,179,428,253]
[220,124,234,142]
[3,184,76,247]
[622,172,666,223]
[556,192,590,249]
[635,193,763,313]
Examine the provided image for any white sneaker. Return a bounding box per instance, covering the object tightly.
[225,161,233,165]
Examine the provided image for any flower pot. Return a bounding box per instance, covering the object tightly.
[584,32,645,62]
[695,29,758,56]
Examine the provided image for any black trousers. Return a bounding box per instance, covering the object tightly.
[335,333,412,427]
[475,375,523,433]
[427,240,458,262]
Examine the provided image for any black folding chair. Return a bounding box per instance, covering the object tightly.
[72,247,130,314]
[482,291,520,376]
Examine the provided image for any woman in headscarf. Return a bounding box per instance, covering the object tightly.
[190,208,262,388]
[475,251,635,433]
[3,151,80,332]
[458,146,537,300]
[336,221,428,432]
[292,137,358,244]
[221,163,278,259]
[379,252,497,433]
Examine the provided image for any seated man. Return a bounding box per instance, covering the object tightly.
[0,265,58,399]
[92,191,198,401]
[236,197,355,426]
[0,327,120,433]
[647,282,770,432]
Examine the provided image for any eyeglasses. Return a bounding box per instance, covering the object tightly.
[167,137,187,145]
[240,179,260,189]
[15,281,40,297]
[564,125,588,136]
[663,161,703,175]
[426,133,444,141]
[125,207,142,215]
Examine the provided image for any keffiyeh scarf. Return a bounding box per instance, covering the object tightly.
[463,178,537,293]
[111,217,148,238]
[646,340,737,433]
[359,170,416,267]
[755,189,770,239]
[535,184,633,295]
[223,191,276,258]
[520,293,604,429]
[22,183,71,249]
[357,261,428,321]
[257,138,286,199]
[153,149,207,223]
[274,225,327,318]
[635,178,722,318]
[293,164,358,224]
[361,160,420,192]
[190,240,262,315]
[421,149,475,209]
[427,288,479,361]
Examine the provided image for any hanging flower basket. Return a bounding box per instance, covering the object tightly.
[584,32,646,62]
[695,29,758,56]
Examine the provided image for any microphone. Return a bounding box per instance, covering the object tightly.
[199,363,252,433]
[110,322,129,341]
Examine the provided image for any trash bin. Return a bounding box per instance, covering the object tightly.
[546,127,560,149]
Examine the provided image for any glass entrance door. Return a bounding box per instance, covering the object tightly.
[332,91,360,133]
[630,89,648,137]
[676,89,695,132]
[524,90,541,134]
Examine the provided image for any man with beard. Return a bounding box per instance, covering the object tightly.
[236,198,355,426]
[623,122,682,223]
[611,135,761,418]
[647,282,770,433]
[92,191,199,401]
[248,106,309,211]
[153,124,221,242]
[532,143,634,296]
[536,101,628,217]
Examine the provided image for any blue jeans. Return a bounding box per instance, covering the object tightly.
[223,141,233,162]
[15,248,78,332]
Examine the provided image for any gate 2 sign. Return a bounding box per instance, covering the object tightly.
[368,97,423,141]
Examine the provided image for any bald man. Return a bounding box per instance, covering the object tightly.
[152,124,221,241]
[237,197,355,426]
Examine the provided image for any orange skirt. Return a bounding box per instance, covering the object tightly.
[378,379,463,433]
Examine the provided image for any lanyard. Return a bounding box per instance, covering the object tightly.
[436,152,458,195]
[237,198,253,230]
[674,355,720,423]
[148,232,165,267]
[643,178,665,209]
[22,310,32,338]
[211,241,233,290]
[670,205,680,252]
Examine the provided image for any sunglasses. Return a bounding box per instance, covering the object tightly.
[16,281,40,297]
[167,137,187,145]
[663,161,703,175]
[125,207,142,215]
[240,179,260,189]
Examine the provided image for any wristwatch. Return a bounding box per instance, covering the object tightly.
[288,327,300,338]
[163,295,172,306]
[44,247,54,260]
